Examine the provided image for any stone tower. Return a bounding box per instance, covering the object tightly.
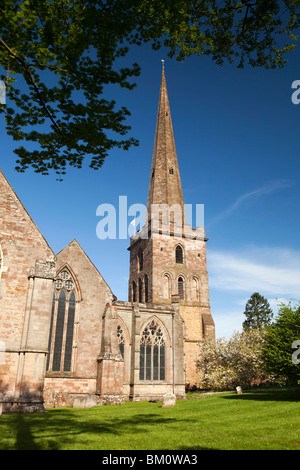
[128,67,215,386]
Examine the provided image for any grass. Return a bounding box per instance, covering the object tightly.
[1,388,300,450]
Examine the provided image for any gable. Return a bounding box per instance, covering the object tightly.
[56,239,114,300]
[0,168,54,259]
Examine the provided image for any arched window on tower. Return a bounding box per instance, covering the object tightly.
[139,277,143,303]
[140,320,165,381]
[175,245,183,264]
[178,276,184,300]
[132,281,137,302]
[163,274,171,299]
[138,249,143,272]
[144,274,149,303]
[47,268,78,373]
[191,276,199,301]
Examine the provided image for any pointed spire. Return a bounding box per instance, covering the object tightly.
[146,66,186,228]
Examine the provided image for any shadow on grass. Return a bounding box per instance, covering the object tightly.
[221,388,300,402]
[1,408,212,450]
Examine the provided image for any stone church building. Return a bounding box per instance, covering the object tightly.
[0,69,215,413]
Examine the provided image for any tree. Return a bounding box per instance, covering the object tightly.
[0,1,299,176]
[263,301,300,385]
[243,292,273,330]
[196,329,271,390]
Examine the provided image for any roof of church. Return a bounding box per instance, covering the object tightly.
[146,67,186,226]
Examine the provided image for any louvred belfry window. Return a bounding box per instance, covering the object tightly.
[47,269,78,373]
[139,320,165,381]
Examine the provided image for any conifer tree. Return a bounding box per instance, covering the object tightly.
[243,292,273,330]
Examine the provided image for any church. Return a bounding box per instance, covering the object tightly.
[0,68,215,413]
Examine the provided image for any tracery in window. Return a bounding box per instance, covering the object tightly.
[140,320,165,381]
[47,267,78,373]
[117,324,125,359]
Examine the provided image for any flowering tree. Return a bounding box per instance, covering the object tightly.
[197,328,272,390]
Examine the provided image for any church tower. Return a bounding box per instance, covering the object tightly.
[128,66,215,386]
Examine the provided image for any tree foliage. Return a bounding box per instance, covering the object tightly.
[196,329,271,390]
[263,301,300,384]
[0,0,299,176]
[243,292,273,330]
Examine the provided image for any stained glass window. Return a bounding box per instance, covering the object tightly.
[52,290,66,371]
[63,291,76,372]
[140,320,165,381]
[47,268,78,373]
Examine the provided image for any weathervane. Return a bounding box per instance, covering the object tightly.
[161,59,165,69]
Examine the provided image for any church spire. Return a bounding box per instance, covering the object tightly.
[146,66,186,227]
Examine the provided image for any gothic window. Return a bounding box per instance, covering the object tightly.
[132,281,137,302]
[169,167,174,175]
[138,250,143,272]
[175,245,183,264]
[52,290,66,371]
[64,291,76,371]
[140,320,165,381]
[178,276,184,300]
[47,268,78,373]
[163,274,171,299]
[191,276,199,301]
[139,277,143,303]
[144,274,149,303]
[117,324,125,359]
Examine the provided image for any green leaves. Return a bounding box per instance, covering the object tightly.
[243,292,274,330]
[0,0,299,176]
[0,0,140,176]
[263,302,300,384]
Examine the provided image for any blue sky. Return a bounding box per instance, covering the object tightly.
[1,42,300,338]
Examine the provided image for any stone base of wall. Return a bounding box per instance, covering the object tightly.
[1,400,45,414]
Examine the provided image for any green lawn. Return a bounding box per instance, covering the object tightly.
[1,388,300,450]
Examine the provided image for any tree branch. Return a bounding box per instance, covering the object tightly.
[0,38,62,133]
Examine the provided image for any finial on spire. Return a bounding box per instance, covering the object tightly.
[161,59,165,70]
